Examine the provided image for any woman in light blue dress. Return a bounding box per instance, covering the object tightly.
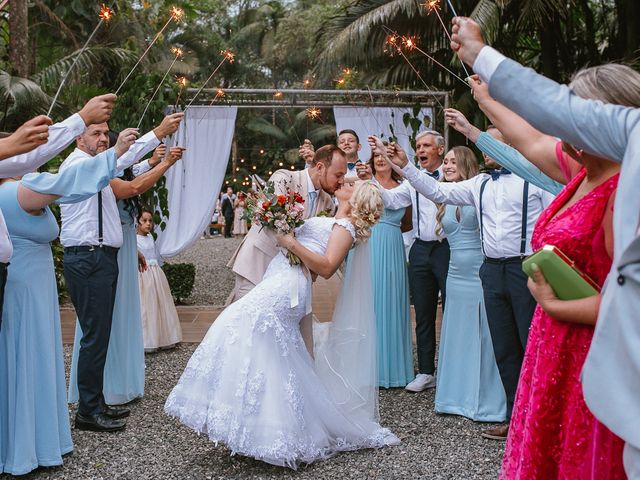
[369,151,413,388]
[434,146,506,421]
[0,150,118,475]
[69,146,181,405]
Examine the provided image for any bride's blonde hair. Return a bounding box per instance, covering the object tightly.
[349,180,384,243]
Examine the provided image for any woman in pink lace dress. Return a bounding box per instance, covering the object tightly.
[500,142,625,479]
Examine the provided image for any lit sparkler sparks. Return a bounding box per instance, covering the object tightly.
[98,4,114,21]
[222,49,235,63]
[115,6,185,95]
[273,90,283,99]
[306,107,321,120]
[174,76,188,109]
[303,78,311,88]
[136,46,185,128]
[47,3,115,116]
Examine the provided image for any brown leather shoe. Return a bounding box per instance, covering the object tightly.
[481,424,509,440]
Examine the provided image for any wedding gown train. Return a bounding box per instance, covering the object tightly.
[165,217,399,468]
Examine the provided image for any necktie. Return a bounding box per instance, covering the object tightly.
[489,168,511,181]
[427,170,440,179]
[308,190,317,215]
[347,162,356,170]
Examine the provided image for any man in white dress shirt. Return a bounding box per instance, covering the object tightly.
[60,113,183,432]
[381,137,554,439]
[0,94,117,327]
[450,16,640,475]
[380,130,449,393]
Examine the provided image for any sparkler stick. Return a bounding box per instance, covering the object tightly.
[47,4,114,116]
[383,29,444,109]
[195,88,227,126]
[114,6,184,95]
[404,36,468,86]
[136,46,183,129]
[426,0,471,78]
[182,50,234,112]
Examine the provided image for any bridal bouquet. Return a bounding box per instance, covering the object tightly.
[242,181,306,265]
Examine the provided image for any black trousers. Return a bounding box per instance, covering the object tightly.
[224,215,234,237]
[408,239,450,375]
[63,247,119,416]
[0,262,7,330]
[479,258,536,420]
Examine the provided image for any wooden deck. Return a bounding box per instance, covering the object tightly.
[61,274,440,344]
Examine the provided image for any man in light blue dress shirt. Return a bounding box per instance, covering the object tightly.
[450,16,640,477]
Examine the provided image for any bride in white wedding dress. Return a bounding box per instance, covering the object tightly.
[165,180,400,469]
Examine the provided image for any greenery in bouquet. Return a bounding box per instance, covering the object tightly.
[242,181,306,265]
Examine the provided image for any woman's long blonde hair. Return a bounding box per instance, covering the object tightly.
[350,180,384,243]
[435,146,479,237]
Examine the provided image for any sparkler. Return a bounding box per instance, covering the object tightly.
[47,3,115,116]
[173,76,188,109]
[136,46,183,129]
[403,35,468,86]
[383,27,444,108]
[425,0,471,78]
[114,6,184,95]
[183,50,234,111]
[306,107,321,120]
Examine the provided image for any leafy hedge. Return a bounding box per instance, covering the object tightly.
[162,263,195,304]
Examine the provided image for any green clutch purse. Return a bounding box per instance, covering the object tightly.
[522,245,600,300]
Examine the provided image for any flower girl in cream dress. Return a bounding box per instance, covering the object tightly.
[136,209,182,351]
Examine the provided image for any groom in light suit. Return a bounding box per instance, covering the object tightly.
[228,145,347,351]
[451,17,640,477]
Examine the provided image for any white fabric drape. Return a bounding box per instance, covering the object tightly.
[157,106,237,257]
[333,106,434,161]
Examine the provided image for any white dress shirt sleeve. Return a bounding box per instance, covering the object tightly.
[401,161,476,206]
[0,113,86,178]
[131,159,152,177]
[472,46,507,83]
[116,130,160,173]
[381,179,413,209]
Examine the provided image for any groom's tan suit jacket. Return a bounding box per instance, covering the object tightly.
[227,169,335,286]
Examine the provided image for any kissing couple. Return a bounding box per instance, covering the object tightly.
[165,144,400,468]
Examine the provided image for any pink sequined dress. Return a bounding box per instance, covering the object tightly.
[500,168,625,479]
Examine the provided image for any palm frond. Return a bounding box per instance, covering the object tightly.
[32,47,136,92]
[470,0,501,45]
[0,70,51,130]
[246,117,289,142]
[33,0,79,49]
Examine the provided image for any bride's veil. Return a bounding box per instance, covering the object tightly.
[314,241,379,426]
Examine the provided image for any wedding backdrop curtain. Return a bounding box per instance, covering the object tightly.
[333,106,434,161]
[157,106,238,257]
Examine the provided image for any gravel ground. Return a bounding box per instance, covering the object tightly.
[11,236,505,479]
[165,235,242,305]
[13,346,504,480]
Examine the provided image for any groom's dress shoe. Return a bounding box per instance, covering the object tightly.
[104,405,130,420]
[75,412,126,432]
[405,373,436,392]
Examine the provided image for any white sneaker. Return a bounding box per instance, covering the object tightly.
[405,373,436,392]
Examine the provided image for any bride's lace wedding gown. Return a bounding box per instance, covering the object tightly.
[165,217,399,469]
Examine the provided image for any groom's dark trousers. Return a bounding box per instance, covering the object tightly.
[408,239,450,375]
[64,246,119,415]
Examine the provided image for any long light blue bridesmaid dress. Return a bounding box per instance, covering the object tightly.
[0,152,116,475]
[435,205,506,421]
[370,207,413,388]
[69,202,145,405]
